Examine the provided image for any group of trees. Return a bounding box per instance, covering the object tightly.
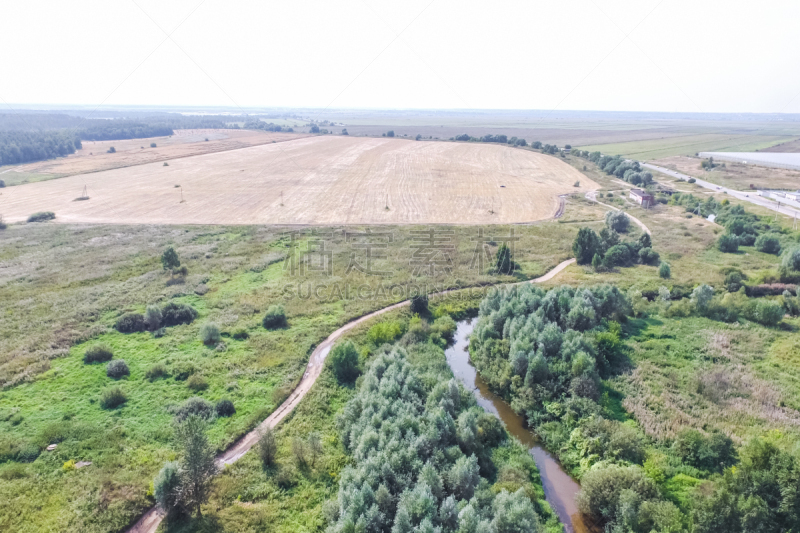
[243,119,293,132]
[452,133,528,147]
[0,130,82,165]
[576,152,655,186]
[572,213,661,271]
[328,346,543,533]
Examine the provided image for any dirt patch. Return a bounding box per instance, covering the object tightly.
[0,136,596,225]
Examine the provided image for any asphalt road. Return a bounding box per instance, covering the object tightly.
[642,163,800,219]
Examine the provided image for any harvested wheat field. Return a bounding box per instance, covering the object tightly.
[0,136,595,225]
[3,129,308,179]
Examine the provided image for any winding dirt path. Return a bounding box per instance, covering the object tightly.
[126,258,576,533]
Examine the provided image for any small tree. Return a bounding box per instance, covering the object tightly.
[410,294,428,315]
[262,304,287,329]
[291,436,307,465]
[659,262,671,279]
[783,246,800,272]
[161,247,181,274]
[150,142,157,148]
[755,234,781,255]
[386,130,395,137]
[0,214,6,230]
[573,227,600,265]
[256,426,278,467]
[691,284,714,312]
[174,415,218,517]
[144,305,162,331]
[494,243,515,274]
[106,359,130,379]
[107,146,116,153]
[717,234,739,253]
[591,253,603,271]
[329,340,360,383]
[199,323,221,345]
[154,460,182,517]
[308,432,322,467]
[605,210,630,233]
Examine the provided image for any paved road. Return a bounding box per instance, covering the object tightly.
[585,191,651,235]
[642,163,800,219]
[126,258,578,533]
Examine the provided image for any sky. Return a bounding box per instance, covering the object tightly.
[2,0,799,114]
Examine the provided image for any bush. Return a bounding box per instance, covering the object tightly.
[754,234,781,254]
[100,387,127,409]
[106,359,129,379]
[215,399,235,417]
[16,443,41,463]
[603,244,632,268]
[605,210,630,233]
[232,328,249,340]
[659,262,671,279]
[573,227,600,265]
[0,215,6,230]
[161,246,180,272]
[27,211,55,223]
[187,374,208,391]
[262,304,287,329]
[144,305,162,330]
[161,302,198,326]
[199,323,221,345]
[577,464,659,525]
[145,363,168,380]
[672,428,736,472]
[750,299,785,327]
[724,271,744,292]
[107,146,116,153]
[367,321,405,345]
[150,142,157,148]
[410,294,429,314]
[174,397,214,422]
[781,246,800,272]
[687,177,696,183]
[638,247,660,265]
[256,426,278,467]
[84,343,113,364]
[329,340,360,383]
[154,460,181,515]
[115,313,146,333]
[717,234,739,253]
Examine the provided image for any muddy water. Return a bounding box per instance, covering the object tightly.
[445,319,588,533]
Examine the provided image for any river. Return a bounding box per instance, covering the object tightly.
[445,319,588,533]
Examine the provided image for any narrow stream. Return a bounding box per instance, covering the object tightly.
[445,319,588,533]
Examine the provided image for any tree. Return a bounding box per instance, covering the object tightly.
[144,304,162,330]
[416,134,422,140]
[256,426,277,467]
[262,304,287,329]
[754,234,781,254]
[605,210,630,233]
[308,432,322,466]
[573,227,600,265]
[150,142,157,148]
[154,460,182,517]
[591,253,603,271]
[329,340,360,382]
[781,246,800,271]
[387,130,395,137]
[659,262,671,279]
[410,294,428,315]
[717,234,739,253]
[174,414,218,517]
[691,284,714,311]
[161,246,181,274]
[494,243,515,274]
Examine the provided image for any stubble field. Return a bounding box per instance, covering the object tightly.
[0,136,595,225]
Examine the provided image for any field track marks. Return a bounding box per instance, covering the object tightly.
[125,258,577,533]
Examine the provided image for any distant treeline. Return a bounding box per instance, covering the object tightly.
[0,113,250,167]
[0,130,82,166]
[243,119,293,132]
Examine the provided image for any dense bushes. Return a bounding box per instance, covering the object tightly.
[116,313,146,333]
[573,225,659,271]
[100,387,127,409]
[329,347,541,533]
[672,428,736,473]
[199,323,221,345]
[174,397,214,422]
[605,210,630,233]
[755,233,781,254]
[83,343,113,363]
[161,302,198,327]
[262,304,287,329]
[215,399,235,417]
[574,152,653,185]
[717,234,738,253]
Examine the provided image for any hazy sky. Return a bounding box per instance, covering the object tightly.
[2,0,799,113]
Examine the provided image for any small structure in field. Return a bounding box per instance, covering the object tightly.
[629,188,654,208]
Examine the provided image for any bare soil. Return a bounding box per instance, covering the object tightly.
[0,136,596,225]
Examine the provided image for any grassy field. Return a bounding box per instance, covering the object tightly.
[577,133,798,160]
[0,218,587,532]
[0,137,594,225]
[651,155,800,190]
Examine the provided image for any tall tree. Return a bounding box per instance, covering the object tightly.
[161,246,180,274]
[174,414,218,517]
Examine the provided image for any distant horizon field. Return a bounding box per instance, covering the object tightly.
[0,136,596,225]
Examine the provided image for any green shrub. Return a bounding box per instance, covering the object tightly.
[687,177,696,183]
[605,210,630,233]
[724,271,744,292]
[106,359,129,379]
[262,304,287,329]
[0,463,27,480]
[754,234,781,254]
[174,397,214,422]
[16,443,41,463]
[576,464,660,525]
[150,142,157,148]
[187,374,208,391]
[782,246,800,272]
[115,313,145,333]
[172,361,197,381]
[199,323,221,345]
[410,294,429,314]
[717,234,739,253]
[100,387,127,409]
[604,244,632,267]
[231,328,249,340]
[161,302,198,326]
[153,461,181,515]
[215,399,235,417]
[329,340,360,383]
[83,343,113,364]
[658,262,671,279]
[367,321,405,345]
[145,363,168,380]
[573,227,600,265]
[749,299,785,327]
[672,428,736,473]
[638,247,660,265]
[27,211,55,222]
[144,305,162,330]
